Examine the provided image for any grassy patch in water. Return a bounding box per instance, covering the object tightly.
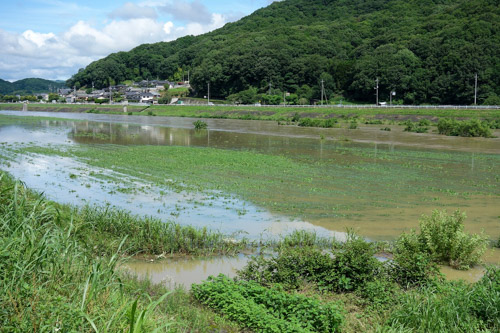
[12,140,500,229]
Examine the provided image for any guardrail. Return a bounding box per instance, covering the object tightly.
[162,103,500,110]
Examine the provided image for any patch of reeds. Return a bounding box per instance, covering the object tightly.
[0,173,173,331]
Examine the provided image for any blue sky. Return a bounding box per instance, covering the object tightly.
[0,0,273,81]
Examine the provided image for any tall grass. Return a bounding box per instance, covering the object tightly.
[0,174,174,331]
[71,205,247,256]
[0,173,243,331]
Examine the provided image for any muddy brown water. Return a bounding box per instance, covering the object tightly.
[1,110,499,285]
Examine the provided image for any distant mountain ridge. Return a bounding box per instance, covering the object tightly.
[67,0,500,104]
[0,78,66,95]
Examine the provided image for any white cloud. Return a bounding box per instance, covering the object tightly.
[0,3,234,81]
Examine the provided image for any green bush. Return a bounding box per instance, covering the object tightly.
[356,278,400,308]
[298,118,338,128]
[437,118,493,137]
[402,120,428,133]
[192,275,344,333]
[390,231,440,287]
[348,120,358,129]
[418,210,488,269]
[238,246,335,290]
[193,120,208,129]
[238,232,381,292]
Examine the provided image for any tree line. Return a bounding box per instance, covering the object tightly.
[67,0,500,105]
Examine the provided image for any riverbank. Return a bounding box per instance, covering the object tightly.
[2,172,498,332]
[2,103,499,121]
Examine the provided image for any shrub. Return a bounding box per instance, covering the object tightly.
[333,232,381,291]
[403,120,428,133]
[356,278,399,308]
[390,231,440,287]
[238,232,380,292]
[192,275,344,333]
[380,127,391,131]
[418,210,488,269]
[348,120,358,129]
[238,246,335,290]
[437,118,493,137]
[298,118,338,128]
[193,120,208,130]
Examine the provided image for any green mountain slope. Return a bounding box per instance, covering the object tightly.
[67,0,500,104]
[0,78,66,95]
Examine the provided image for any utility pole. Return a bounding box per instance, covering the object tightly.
[92,81,94,92]
[268,82,272,95]
[375,78,379,106]
[321,79,325,106]
[474,73,478,105]
[208,82,210,105]
[109,83,112,104]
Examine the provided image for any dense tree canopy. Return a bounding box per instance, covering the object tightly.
[67,0,500,105]
[0,78,65,95]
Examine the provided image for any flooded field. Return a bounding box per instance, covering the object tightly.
[1,110,499,283]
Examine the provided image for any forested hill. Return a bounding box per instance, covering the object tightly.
[67,0,500,105]
[0,78,65,95]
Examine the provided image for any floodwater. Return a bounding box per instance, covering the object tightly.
[1,110,499,284]
[124,255,249,290]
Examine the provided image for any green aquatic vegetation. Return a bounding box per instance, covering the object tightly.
[192,275,344,333]
[298,117,338,128]
[193,119,208,129]
[10,139,500,229]
[437,118,493,138]
[402,120,429,133]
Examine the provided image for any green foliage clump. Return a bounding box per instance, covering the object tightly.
[402,120,429,133]
[348,120,358,129]
[418,210,488,269]
[193,120,208,129]
[437,118,493,137]
[239,233,381,292]
[380,127,391,131]
[298,117,337,128]
[192,275,344,333]
[392,210,488,275]
[356,278,400,309]
[390,231,440,287]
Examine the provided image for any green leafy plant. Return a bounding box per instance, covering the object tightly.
[193,120,208,130]
[192,275,344,333]
[418,210,488,269]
